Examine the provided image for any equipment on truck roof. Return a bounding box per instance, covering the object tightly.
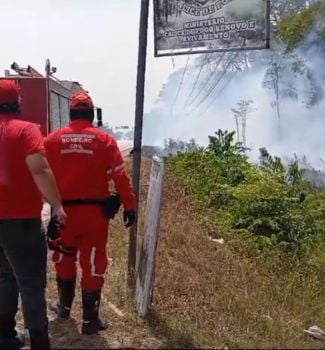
[0,59,103,134]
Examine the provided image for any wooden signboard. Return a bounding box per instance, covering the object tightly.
[136,156,165,317]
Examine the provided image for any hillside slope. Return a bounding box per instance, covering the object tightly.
[18,156,324,349]
[152,163,325,348]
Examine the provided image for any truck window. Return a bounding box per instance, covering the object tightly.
[59,96,69,127]
[50,92,60,131]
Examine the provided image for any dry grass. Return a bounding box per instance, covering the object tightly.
[152,165,325,349]
[17,156,325,349]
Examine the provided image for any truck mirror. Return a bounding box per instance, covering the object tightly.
[97,108,103,127]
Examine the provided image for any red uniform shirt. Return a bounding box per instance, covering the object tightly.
[44,119,135,210]
[0,114,45,219]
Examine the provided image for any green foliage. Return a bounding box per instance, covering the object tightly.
[208,129,245,158]
[259,147,285,175]
[231,178,317,252]
[169,130,325,255]
[259,148,307,191]
[286,157,306,189]
[277,2,325,51]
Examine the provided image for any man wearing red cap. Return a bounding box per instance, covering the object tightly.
[44,90,136,335]
[0,79,66,349]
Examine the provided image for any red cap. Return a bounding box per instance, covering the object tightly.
[0,80,19,104]
[70,91,94,110]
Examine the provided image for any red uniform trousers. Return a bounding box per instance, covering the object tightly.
[52,205,109,292]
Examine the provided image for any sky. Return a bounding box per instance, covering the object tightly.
[2,0,323,170]
[0,0,188,127]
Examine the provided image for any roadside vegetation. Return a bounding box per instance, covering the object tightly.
[153,130,325,348]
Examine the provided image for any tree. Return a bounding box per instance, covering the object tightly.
[259,147,285,174]
[286,155,305,188]
[277,1,324,52]
[231,99,255,148]
[208,129,245,158]
[271,0,315,24]
[164,137,199,154]
[187,138,198,151]
[263,60,282,137]
[154,0,324,142]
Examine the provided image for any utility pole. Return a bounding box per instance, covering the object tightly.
[45,59,51,135]
[129,0,150,290]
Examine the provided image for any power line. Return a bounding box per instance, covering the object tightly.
[183,53,210,108]
[171,55,190,112]
[200,71,238,117]
[186,52,235,113]
[187,51,239,116]
[186,52,226,108]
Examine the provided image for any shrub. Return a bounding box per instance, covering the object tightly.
[168,130,325,254]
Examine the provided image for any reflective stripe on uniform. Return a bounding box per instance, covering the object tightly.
[54,253,64,264]
[107,163,124,175]
[90,247,103,277]
[61,149,94,155]
[61,134,96,139]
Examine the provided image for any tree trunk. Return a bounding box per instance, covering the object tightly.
[242,115,247,148]
[235,116,240,142]
[274,65,282,139]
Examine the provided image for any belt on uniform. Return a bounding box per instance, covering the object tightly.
[62,194,121,219]
[62,198,105,206]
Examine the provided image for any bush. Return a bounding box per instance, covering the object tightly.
[168,130,325,254]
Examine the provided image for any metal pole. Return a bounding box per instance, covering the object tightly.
[45,59,51,134]
[128,0,150,290]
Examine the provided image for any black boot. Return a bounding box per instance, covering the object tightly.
[0,317,25,349]
[81,290,108,335]
[29,325,50,350]
[0,331,25,349]
[50,276,76,318]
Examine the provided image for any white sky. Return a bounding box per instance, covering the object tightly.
[0,0,188,127]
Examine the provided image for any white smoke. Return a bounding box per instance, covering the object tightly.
[143,30,325,170]
[225,0,264,17]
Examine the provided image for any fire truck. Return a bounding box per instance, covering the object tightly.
[0,59,102,135]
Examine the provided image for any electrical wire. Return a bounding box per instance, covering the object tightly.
[186,52,226,108]
[200,71,238,117]
[187,51,239,115]
[183,53,210,108]
[170,55,190,117]
[173,55,190,107]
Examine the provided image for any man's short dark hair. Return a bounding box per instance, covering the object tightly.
[0,101,20,114]
[70,109,94,122]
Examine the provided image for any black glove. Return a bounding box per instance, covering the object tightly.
[47,239,77,256]
[102,194,121,219]
[123,210,136,228]
[47,215,62,241]
[46,214,76,255]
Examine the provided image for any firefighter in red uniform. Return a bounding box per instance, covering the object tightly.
[44,91,136,335]
[0,80,66,349]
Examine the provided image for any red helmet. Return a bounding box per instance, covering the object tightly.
[0,80,19,104]
[70,91,94,110]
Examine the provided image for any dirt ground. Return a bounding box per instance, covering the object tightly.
[16,156,325,349]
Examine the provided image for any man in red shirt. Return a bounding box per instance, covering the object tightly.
[0,80,67,349]
[44,91,136,335]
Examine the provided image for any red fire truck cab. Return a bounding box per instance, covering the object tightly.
[0,60,102,135]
